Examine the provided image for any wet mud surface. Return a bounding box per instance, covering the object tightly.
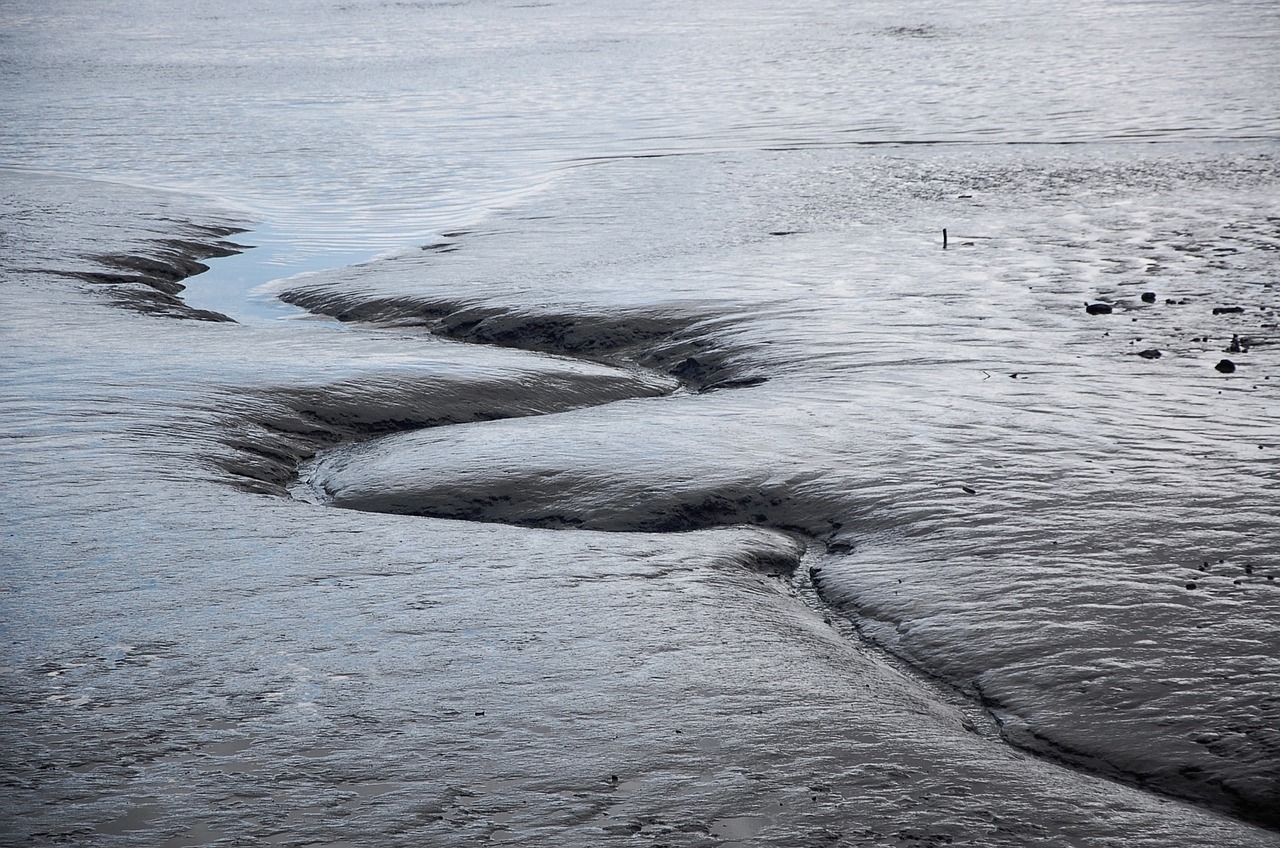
[5,169,1279,846]
[4,0,1280,843]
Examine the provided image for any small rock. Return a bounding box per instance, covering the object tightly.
[1213,306,1244,315]
[1137,349,1162,359]
[1186,582,1197,590]
[1215,359,1236,374]
[669,357,705,380]
[1141,291,1157,303]
[961,485,977,495]
[1085,302,1113,315]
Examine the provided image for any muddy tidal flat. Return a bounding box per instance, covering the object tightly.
[3,1,1280,845]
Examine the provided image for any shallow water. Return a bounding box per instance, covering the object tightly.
[3,0,1280,842]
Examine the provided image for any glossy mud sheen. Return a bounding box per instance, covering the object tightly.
[2,0,1280,845]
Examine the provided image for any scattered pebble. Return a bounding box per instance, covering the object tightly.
[1137,349,1162,360]
[1141,292,1157,303]
[1186,582,1198,590]
[1086,302,1113,315]
[1215,359,1236,374]
[1213,306,1245,315]
[961,485,977,494]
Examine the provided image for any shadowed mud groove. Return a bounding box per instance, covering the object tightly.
[803,560,1280,829]
[278,287,767,393]
[807,568,1280,833]
[213,371,678,498]
[42,224,249,322]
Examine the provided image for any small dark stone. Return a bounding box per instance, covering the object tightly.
[1215,359,1236,374]
[1245,564,1254,574]
[1213,306,1245,315]
[1085,302,1113,315]
[1141,291,1157,303]
[1137,349,1162,359]
[1186,582,1197,590]
[961,485,977,494]
[669,357,706,380]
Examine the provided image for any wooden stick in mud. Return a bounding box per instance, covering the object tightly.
[943,228,948,249]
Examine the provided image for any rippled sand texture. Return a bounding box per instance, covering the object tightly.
[4,0,1280,844]
[283,145,1280,829]
[4,168,1276,848]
